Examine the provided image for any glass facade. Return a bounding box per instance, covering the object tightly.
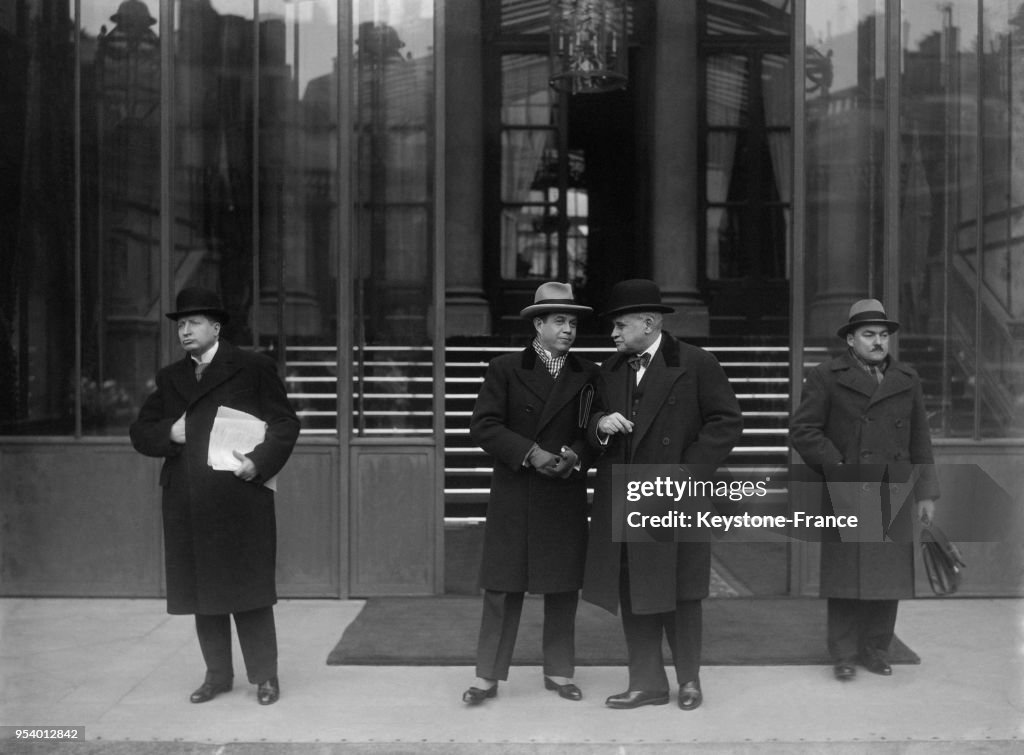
[1,0,436,439]
[800,0,1024,440]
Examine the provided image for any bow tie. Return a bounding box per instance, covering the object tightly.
[628,352,652,371]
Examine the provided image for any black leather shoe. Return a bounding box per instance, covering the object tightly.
[860,654,892,676]
[189,679,232,703]
[678,681,702,710]
[544,677,582,701]
[605,689,669,709]
[833,662,856,681]
[256,677,280,705]
[462,683,498,705]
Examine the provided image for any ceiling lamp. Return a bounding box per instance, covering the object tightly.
[549,0,628,94]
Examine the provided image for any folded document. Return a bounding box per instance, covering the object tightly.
[208,406,277,491]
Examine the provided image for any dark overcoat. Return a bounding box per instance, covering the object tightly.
[470,346,601,594]
[582,333,743,615]
[130,341,300,615]
[789,350,939,599]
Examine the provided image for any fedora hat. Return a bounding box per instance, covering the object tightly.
[166,287,230,324]
[520,282,593,318]
[601,279,675,317]
[836,298,899,338]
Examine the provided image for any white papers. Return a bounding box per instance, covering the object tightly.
[208,406,277,491]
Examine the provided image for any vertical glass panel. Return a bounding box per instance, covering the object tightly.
[352,0,435,436]
[803,0,886,340]
[259,0,341,435]
[977,2,1023,436]
[172,0,256,349]
[80,0,162,435]
[1,1,77,434]
[899,0,981,437]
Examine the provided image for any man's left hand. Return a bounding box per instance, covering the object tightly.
[232,450,258,482]
[917,498,936,526]
[551,447,578,478]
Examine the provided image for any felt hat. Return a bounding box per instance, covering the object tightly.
[166,287,230,324]
[519,282,593,318]
[836,298,899,338]
[601,279,675,317]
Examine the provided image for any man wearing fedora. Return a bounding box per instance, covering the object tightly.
[790,299,938,681]
[583,279,743,711]
[130,287,299,705]
[462,282,601,705]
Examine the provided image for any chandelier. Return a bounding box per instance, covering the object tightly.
[549,0,629,95]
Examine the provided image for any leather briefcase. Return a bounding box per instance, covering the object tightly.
[920,524,966,596]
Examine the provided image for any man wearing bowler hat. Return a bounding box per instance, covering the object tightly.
[583,279,743,710]
[790,299,938,681]
[462,282,601,705]
[130,287,299,705]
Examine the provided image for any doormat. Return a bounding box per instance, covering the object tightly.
[326,596,920,666]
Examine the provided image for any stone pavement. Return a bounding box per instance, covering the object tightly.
[1,597,1022,753]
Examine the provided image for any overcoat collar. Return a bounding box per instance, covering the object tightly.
[604,332,686,456]
[830,350,915,405]
[515,344,590,432]
[628,332,685,453]
[170,339,244,406]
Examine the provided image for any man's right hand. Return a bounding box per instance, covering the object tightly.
[527,445,561,477]
[170,413,186,444]
[597,412,634,437]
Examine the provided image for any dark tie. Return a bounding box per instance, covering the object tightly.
[628,352,651,372]
[195,361,209,382]
[870,365,883,385]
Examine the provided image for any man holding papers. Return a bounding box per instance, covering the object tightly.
[130,287,299,706]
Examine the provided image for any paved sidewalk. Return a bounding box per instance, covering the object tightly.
[1,597,1022,753]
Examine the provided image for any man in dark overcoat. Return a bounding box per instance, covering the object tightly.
[462,282,601,705]
[130,287,299,705]
[583,279,743,711]
[790,298,938,681]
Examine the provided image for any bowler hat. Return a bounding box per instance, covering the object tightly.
[166,287,230,324]
[836,298,899,338]
[601,279,675,317]
[520,282,593,318]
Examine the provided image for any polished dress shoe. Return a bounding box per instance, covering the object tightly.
[860,654,892,676]
[189,679,232,703]
[605,689,669,709]
[678,681,702,710]
[256,677,280,705]
[462,682,497,705]
[833,661,856,681]
[544,677,582,701]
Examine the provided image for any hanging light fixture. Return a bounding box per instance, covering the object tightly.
[549,0,628,95]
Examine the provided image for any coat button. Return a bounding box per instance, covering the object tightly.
[525,405,534,413]
[668,396,677,405]
[862,415,870,423]
[895,419,904,427]
[662,437,671,445]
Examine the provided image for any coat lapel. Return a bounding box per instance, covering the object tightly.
[537,354,589,432]
[867,360,914,406]
[185,341,244,407]
[513,346,554,405]
[629,340,684,453]
[833,352,877,399]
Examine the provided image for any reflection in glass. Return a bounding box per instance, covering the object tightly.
[351,1,435,436]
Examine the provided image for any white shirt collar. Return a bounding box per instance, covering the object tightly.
[192,339,220,365]
[641,333,662,361]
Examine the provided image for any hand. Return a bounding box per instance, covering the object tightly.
[170,413,186,444]
[527,445,560,478]
[551,447,578,478]
[917,498,936,526]
[232,450,258,482]
[597,412,634,437]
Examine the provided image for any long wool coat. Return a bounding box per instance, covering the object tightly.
[470,346,601,594]
[790,350,939,599]
[582,333,743,615]
[130,341,299,615]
